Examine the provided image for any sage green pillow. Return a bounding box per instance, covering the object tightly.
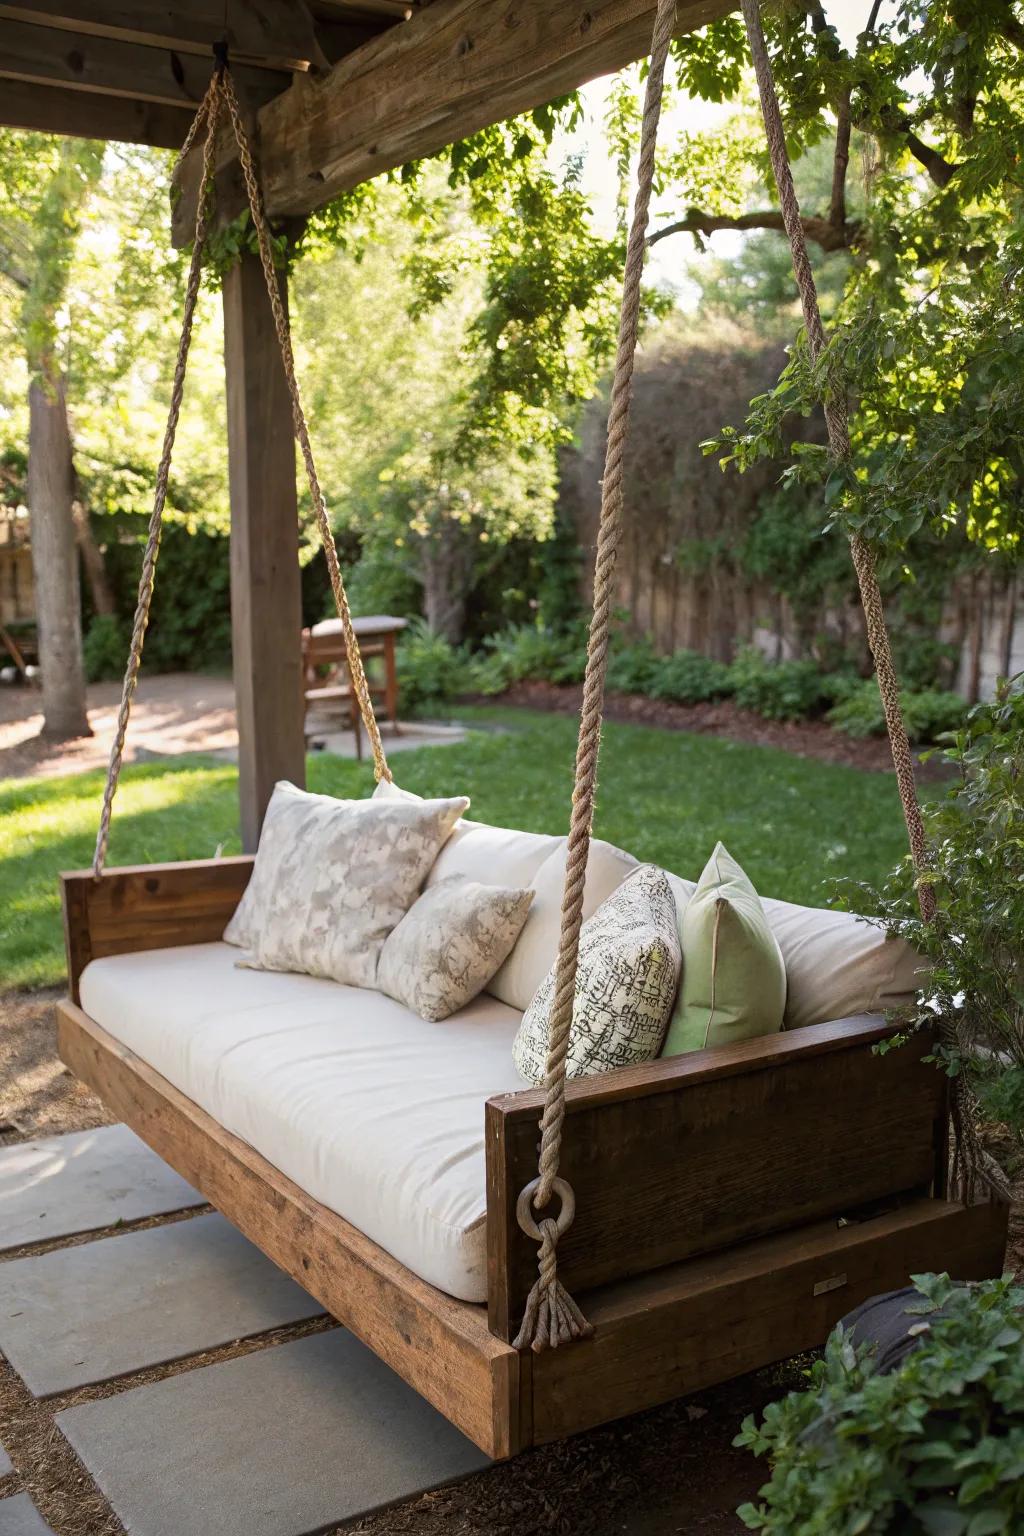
[662,841,786,1056]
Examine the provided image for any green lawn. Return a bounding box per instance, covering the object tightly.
[0,707,913,991]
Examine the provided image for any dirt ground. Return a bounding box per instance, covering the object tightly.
[2,991,1021,1536]
[0,674,237,781]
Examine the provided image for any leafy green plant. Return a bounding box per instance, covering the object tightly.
[393,619,471,712]
[605,638,662,695]
[839,678,1024,1149]
[736,1272,1024,1536]
[647,648,733,704]
[82,613,128,683]
[727,646,834,722]
[472,622,587,694]
[828,680,968,745]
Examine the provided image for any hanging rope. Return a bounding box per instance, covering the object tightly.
[512,0,678,1354]
[218,69,391,786]
[92,62,392,877]
[739,0,1004,1203]
[93,75,224,877]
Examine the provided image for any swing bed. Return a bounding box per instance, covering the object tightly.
[57,1,1008,1461]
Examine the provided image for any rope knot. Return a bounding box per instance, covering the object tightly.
[512,1177,593,1353]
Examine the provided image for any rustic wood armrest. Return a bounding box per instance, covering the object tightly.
[61,857,255,1002]
[485,1017,947,1340]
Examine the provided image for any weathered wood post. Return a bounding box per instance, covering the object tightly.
[223,248,305,850]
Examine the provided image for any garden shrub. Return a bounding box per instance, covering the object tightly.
[605,638,663,695]
[473,623,587,694]
[736,1272,1024,1536]
[647,648,733,704]
[83,613,129,683]
[394,619,470,712]
[837,678,1024,1163]
[727,646,835,721]
[828,680,968,744]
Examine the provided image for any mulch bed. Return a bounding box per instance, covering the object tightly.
[501,681,952,778]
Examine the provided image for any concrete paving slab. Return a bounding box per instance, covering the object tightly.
[0,1126,204,1252]
[0,1495,56,1535]
[57,1328,489,1536]
[0,1443,12,1479]
[0,1213,323,1396]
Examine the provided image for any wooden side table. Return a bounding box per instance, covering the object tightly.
[307,615,407,751]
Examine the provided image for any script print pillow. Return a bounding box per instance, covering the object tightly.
[224,780,468,988]
[512,864,681,1085]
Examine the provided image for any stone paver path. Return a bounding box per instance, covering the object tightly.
[57,1328,489,1536]
[0,1494,56,1535]
[0,1213,323,1396]
[0,1126,203,1252]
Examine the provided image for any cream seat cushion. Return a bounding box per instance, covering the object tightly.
[760,896,923,1029]
[79,941,527,1302]
[372,779,637,1012]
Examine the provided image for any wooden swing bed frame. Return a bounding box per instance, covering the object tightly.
[60,859,1008,1459]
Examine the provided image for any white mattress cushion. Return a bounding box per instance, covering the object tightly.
[760,895,924,1029]
[487,835,639,1011]
[79,942,527,1302]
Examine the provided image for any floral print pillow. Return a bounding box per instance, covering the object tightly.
[224,781,468,988]
[376,876,534,1021]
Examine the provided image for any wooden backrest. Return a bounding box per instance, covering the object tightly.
[61,858,255,1003]
[485,1017,946,1340]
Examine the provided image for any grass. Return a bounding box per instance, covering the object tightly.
[0,706,916,991]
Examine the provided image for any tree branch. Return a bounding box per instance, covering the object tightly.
[647,208,858,253]
[830,88,852,230]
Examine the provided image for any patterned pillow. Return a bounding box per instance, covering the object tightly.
[512,864,681,1085]
[223,781,468,988]
[377,876,534,1022]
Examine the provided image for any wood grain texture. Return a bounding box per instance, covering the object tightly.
[60,858,254,1002]
[530,1197,1009,1443]
[486,1019,947,1339]
[223,252,307,851]
[171,0,733,242]
[58,1001,522,1459]
[0,16,289,108]
[0,75,195,144]
[0,1,344,67]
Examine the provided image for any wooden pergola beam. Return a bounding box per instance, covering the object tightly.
[0,1,329,68]
[172,0,731,244]
[0,14,291,111]
[0,76,195,146]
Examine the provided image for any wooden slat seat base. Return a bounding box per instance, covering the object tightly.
[57,999,1008,1460]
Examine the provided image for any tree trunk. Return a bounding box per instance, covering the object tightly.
[72,499,114,616]
[420,519,470,645]
[28,364,91,739]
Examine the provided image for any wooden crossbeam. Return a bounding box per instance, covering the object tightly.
[0,1,331,68]
[171,0,732,245]
[0,14,291,111]
[0,75,196,146]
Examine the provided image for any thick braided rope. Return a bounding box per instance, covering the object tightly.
[93,77,223,877]
[219,72,391,784]
[512,0,678,1353]
[741,0,1005,1202]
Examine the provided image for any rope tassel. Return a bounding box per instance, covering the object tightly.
[512,1217,594,1354]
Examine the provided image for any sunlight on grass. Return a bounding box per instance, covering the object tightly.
[0,711,914,992]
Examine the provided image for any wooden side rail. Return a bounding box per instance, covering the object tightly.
[61,857,254,1003]
[485,1018,947,1340]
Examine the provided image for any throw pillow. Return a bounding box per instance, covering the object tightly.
[377,876,534,1021]
[662,841,786,1056]
[512,864,680,1085]
[223,780,468,987]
